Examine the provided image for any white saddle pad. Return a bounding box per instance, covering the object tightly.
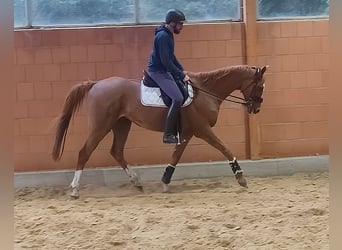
[140,81,194,107]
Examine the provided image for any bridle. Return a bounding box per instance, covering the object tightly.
[188,68,264,107]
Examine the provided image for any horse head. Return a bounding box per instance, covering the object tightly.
[240,65,268,114]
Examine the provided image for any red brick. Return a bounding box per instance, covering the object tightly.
[41,30,61,46]
[231,23,243,39]
[192,41,209,58]
[16,48,35,64]
[104,44,123,62]
[176,42,192,59]
[289,37,306,54]
[96,62,113,79]
[137,44,152,61]
[87,45,105,62]
[94,29,114,44]
[59,29,79,46]
[282,55,298,72]
[297,21,313,37]
[34,82,52,100]
[297,54,315,71]
[76,29,96,45]
[314,54,328,70]
[52,47,70,63]
[197,24,217,40]
[111,27,126,44]
[14,32,25,48]
[52,82,72,99]
[20,30,42,47]
[123,44,139,60]
[280,21,297,37]
[14,136,30,154]
[112,62,129,78]
[60,63,78,81]
[34,48,52,64]
[256,22,269,39]
[29,135,49,153]
[214,24,232,40]
[313,20,328,36]
[177,25,198,41]
[14,65,26,83]
[13,50,17,64]
[266,22,281,38]
[257,39,274,56]
[70,46,87,63]
[14,102,28,118]
[197,58,217,72]
[77,63,96,80]
[272,38,290,55]
[208,41,226,58]
[290,72,307,88]
[306,71,323,87]
[226,40,243,57]
[28,101,50,117]
[43,64,61,81]
[17,83,35,101]
[25,65,43,81]
[304,37,322,54]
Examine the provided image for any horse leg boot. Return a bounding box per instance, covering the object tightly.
[229,157,248,188]
[161,164,175,192]
[163,101,181,144]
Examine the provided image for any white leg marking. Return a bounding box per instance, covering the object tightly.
[124,167,142,186]
[162,183,169,193]
[71,170,82,189]
[70,170,82,198]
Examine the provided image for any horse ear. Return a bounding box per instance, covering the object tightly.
[261,65,269,76]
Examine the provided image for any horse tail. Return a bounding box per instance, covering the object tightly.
[52,80,97,161]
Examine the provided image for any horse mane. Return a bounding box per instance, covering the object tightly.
[188,65,255,87]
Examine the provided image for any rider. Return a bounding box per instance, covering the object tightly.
[147,9,191,144]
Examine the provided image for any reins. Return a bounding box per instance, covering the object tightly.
[187,80,257,106]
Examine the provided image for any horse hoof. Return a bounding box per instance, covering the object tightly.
[70,188,79,199]
[162,183,170,193]
[235,172,248,188]
[135,185,144,192]
[239,181,248,188]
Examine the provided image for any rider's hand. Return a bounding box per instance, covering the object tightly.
[183,74,191,82]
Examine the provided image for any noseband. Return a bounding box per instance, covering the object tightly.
[240,75,264,108]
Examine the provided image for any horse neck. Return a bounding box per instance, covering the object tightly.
[198,66,252,99]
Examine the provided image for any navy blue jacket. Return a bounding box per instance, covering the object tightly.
[147,25,185,81]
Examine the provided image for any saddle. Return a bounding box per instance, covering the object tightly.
[141,70,190,107]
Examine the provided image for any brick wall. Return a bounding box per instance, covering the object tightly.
[256,20,328,157]
[14,20,328,171]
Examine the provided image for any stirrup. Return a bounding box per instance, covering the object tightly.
[163,134,178,144]
[176,131,186,144]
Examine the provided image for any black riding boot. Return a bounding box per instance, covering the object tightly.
[163,101,181,144]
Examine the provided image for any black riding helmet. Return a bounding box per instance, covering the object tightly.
[165,9,186,24]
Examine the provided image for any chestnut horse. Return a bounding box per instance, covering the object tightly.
[52,65,267,198]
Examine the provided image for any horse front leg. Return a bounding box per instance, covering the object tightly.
[196,128,248,188]
[161,134,193,192]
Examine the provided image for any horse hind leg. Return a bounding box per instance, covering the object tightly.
[110,117,143,191]
[70,128,111,198]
